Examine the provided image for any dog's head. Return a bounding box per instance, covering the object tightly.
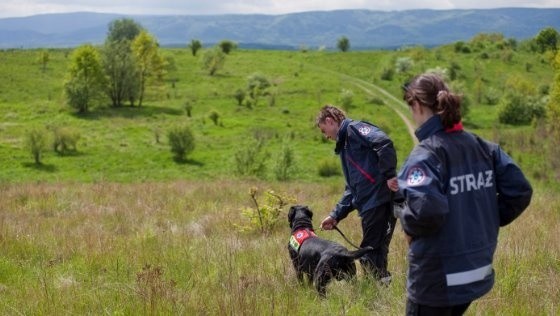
[288,204,314,231]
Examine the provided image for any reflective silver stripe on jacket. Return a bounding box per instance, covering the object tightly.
[446,264,492,286]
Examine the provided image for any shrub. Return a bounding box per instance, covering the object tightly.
[208,110,220,125]
[368,96,385,105]
[484,87,501,105]
[202,47,225,76]
[26,126,49,164]
[498,94,546,125]
[167,125,195,161]
[318,158,340,177]
[53,127,80,155]
[395,57,413,74]
[380,68,394,81]
[234,88,245,105]
[247,73,271,98]
[273,142,296,181]
[234,138,270,177]
[184,100,193,117]
[236,187,295,234]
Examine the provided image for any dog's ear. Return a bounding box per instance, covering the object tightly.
[303,205,313,219]
[288,206,296,224]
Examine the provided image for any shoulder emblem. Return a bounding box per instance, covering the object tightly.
[407,167,426,186]
[358,126,371,136]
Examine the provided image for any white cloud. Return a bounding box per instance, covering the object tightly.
[0,0,558,18]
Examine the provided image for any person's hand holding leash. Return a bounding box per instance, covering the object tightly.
[387,176,398,192]
[320,216,338,230]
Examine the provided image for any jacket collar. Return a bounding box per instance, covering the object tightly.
[415,115,444,142]
[334,119,351,154]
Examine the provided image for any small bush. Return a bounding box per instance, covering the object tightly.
[380,68,394,81]
[167,125,195,161]
[234,138,270,177]
[484,88,502,105]
[208,110,220,125]
[498,94,546,125]
[234,89,245,105]
[184,101,193,117]
[235,187,295,234]
[318,158,340,177]
[26,126,49,164]
[53,127,80,155]
[368,96,385,105]
[273,142,296,181]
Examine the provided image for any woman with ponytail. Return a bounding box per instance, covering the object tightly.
[394,73,533,315]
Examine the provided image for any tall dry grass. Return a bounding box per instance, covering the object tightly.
[0,180,557,315]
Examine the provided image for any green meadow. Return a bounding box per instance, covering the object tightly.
[1,38,559,314]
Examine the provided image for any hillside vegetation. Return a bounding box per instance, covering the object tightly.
[0,33,559,314]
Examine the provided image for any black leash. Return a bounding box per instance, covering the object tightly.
[333,226,361,250]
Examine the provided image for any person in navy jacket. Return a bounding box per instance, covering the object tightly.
[316,105,399,284]
[395,73,533,315]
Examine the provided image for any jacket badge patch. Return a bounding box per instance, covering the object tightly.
[407,167,426,186]
[358,126,371,135]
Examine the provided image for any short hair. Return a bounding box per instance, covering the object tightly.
[316,105,346,126]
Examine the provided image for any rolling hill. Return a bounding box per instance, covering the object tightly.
[0,8,559,49]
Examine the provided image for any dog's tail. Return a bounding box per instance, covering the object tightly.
[348,246,374,259]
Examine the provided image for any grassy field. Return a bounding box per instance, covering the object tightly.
[0,39,559,314]
[0,180,558,315]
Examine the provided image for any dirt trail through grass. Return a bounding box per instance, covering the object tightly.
[347,78,418,145]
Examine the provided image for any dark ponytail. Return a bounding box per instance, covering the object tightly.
[436,90,462,129]
[403,73,462,129]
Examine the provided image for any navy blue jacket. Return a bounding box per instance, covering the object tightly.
[396,115,532,306]
[329,119,397,220]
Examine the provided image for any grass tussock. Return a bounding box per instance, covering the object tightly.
[0,180,557,314]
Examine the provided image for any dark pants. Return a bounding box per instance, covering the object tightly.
[359,201,396,279]
[406,299,471,316]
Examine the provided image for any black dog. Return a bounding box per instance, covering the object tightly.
[287,204,373,296]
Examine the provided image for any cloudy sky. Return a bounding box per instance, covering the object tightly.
[1,0,558,18]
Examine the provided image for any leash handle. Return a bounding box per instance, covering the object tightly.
[333,226,361,250]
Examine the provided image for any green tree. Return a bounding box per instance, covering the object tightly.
[202,47,226,76]
[132,30,166,107]
[188,39,202,56]
[106,18,143,42]
[218,40,237,54]
[64,44,106,113]
[337,36,350,52]
[535,27,559,53]
[102,39,140,107]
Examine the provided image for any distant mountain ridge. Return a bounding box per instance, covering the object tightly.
[0,8,559,49]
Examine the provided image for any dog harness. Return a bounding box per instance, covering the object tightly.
[289,228,317,251]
